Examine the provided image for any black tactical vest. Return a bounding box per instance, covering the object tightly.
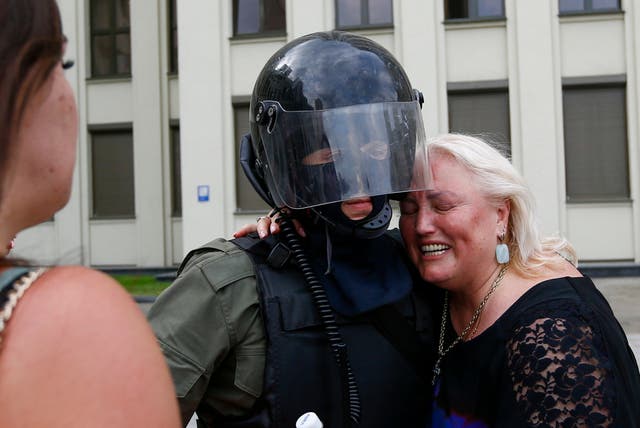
[211,234,435,428]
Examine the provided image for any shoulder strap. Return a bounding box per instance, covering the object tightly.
[175,234,291,279]
[176,238,244,276]
[233,234,292,269]
[0,267,46,339]
[0,267,32,299]
[0,267,31,282]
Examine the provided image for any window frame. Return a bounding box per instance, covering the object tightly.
[232,99,270,213]
[334,0,394,31]
[168,0,178,74]
[444,0,506,22]
[89,0,132,78]
[562,76,630,203]
[89,124,136,219]
[169,122,182,217]
[558,0,622,16]
[232,0,286,39]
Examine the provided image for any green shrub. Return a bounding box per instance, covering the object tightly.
[111,274,170,296]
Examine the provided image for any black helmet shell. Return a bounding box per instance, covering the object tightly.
[246,31,420,210]
[250,31,414,117]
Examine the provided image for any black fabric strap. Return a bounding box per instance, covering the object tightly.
[0,267,32,307]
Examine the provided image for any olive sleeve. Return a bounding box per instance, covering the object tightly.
[147,240,265,425]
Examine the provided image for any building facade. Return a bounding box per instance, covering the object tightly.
[15,0,640,267]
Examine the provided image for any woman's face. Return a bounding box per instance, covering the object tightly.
[7,62,78,225]
[399,152,509,291]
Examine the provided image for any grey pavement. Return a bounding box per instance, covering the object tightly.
[590,276,640,367]
[591,276,640,333]
[138,275,640,427]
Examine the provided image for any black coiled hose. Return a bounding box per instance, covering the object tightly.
[278,214,361,426]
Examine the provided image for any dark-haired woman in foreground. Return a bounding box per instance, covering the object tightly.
[0,1,180,426]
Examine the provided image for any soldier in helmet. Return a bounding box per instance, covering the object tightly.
[148,31,436,428]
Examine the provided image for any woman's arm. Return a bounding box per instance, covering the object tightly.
[506,313,614,426]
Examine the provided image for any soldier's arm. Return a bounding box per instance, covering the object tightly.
[148,242,265,425]
[148,259,233,425]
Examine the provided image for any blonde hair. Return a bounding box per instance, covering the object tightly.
[427,133,576,276]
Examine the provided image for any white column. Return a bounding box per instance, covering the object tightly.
[396,0,446,137]
[507,0,562,234]
[625,0,640,262]
[130,0,165,266]
[54,0,84,265]
[178,0,229,253]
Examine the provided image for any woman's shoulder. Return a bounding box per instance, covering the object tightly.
[11,264,158,356]
[498,273,594,327]
[0,265,150,373]
[0,265,180,427]
[19,265,141,324]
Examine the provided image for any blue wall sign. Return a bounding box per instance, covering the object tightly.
[197,185,210,202]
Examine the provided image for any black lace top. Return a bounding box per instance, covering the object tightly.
[432,276,640,427]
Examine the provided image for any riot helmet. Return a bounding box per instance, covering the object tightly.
[241,31,429,237]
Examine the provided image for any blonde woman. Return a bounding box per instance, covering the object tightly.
[400,133,640,427]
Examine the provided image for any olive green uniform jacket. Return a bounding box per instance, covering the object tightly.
[148,239,265,426]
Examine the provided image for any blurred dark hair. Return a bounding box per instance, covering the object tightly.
[0,0,65,181]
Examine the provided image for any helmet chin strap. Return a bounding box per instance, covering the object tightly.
[310,196,392,240]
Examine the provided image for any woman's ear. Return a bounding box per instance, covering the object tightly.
[496,199,511,231]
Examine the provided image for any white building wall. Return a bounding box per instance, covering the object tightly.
[509,1,564,236]
[130,0,165,266]
[178,1,232,252]
[628,0,640,262]
[12,0,640,267]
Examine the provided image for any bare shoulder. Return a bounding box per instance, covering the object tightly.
[35,265,141,316]
[0,266,180,427]
[9,266,149,338]
[518,256,583,287]
[502,260,583,304]
[545,258,583,280]
[0,266,137,347]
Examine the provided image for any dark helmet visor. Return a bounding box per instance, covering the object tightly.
[255,100,430,208]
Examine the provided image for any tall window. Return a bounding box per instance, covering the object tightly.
[336,0,393,29]
[90,0,131,77]
[170,125,182,217]
[559,0,620,14]
[563,83,629,202]
[234,104,269,212]
[448,85,511,155]
[233,0,286,37]
[445,0,505,20]
[168,0,178,74]
[91,129,135,218]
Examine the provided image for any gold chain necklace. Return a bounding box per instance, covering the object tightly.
[432,264,509,386]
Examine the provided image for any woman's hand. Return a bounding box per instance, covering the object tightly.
[233,216,276,239]
[233,212,306,239]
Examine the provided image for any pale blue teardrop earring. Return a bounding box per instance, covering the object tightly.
[496,229,510,264]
